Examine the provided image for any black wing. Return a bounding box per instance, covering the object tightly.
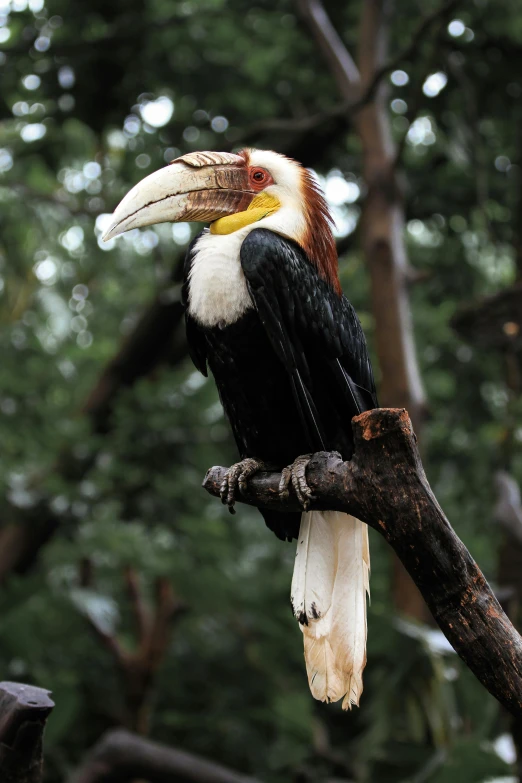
[240,228,377,452]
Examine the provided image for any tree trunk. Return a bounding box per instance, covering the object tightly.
[357,0,427,620]
[297,0,428,619]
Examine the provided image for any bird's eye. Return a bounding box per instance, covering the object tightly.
[249,167,272,189]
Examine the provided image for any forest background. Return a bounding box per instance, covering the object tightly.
[1,0,521,781]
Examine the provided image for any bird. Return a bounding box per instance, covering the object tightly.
[104,148,378,709]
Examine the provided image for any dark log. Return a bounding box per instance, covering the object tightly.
[203,408,522,718]
[0,682,55,783]
[69,728,260,783]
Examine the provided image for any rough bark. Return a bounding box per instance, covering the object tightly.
[0,682,55,783]
[203,408,522,718]
[69,728,260,783]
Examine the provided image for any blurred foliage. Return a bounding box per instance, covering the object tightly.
[0,0,521,781]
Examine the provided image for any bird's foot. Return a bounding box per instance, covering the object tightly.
[220,458,273,514]
[279,454,315,510]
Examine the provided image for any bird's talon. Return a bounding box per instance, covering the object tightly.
[219,477,230,505]
[217,458,270,509]
[278,466,291,499]
[279,453,314,509]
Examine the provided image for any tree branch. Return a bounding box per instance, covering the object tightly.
[203,408,522,718]
[451,282,522,352]
[296,0,361,99]
[0,682,55,783]
[79,566,187,734]
[236,0,457,146]
[381,0,457,84]
[69,728,260,783]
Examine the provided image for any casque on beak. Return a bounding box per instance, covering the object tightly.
[102,151,255,241]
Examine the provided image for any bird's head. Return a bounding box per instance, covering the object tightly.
[104,148,339,290]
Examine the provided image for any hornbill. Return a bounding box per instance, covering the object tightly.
[104,149,378,708]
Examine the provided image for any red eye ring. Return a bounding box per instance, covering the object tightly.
[248,166,273,190]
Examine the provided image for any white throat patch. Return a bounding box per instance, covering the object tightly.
[187,228,254,328]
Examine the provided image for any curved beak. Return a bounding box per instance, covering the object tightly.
[103,151,255,241]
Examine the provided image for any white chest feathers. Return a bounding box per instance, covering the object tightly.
[187,229,253,328]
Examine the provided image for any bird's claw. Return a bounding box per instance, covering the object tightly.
[219,458,271,514]
[279,453,315,510]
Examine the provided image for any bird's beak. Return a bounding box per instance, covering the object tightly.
[103,151,255,241]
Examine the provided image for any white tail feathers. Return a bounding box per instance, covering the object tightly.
[290,511,370,709]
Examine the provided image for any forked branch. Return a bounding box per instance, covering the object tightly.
[204,408,522,718]
[80,565,186,734]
